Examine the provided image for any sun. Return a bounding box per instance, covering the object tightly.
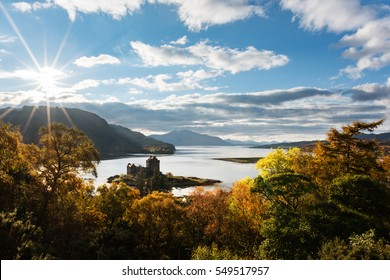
[34,66,65,94]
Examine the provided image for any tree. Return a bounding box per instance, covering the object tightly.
[311,120,384,186]
[252,173,321,259]
[37,123,99,223]
[126,192,184,259]
[183,188,231,250]
[327,174,390,236]
[30,123,102,258]
[192,243,240,260]
[227,178,268,257]
[0,210,43,259]
[319,230,390,260]
[94,183,141,259]
[252,173,316,212]
[39,123,99,192]
[0,122,40,213]
[255,148,302,178]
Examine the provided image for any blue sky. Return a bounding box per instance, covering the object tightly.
[0,0,390,142]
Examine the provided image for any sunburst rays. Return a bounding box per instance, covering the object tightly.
[0,2,77,135]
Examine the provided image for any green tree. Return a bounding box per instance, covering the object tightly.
[252,173,316,212]
[252,174,320,259]
[192,243,240,260]
[0,210,44,259]
[319,230,390,260]
[328,174,390,236]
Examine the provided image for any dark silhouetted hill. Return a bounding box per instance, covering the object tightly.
[0,106,175,158]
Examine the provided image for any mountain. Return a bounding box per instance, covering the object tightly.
[226,139,274,146]
[254,132,390,151]
[0,106,175,158]
[150,129,234,146]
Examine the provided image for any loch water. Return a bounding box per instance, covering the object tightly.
[94,146,273,196]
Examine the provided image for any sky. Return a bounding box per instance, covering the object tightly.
[0,0,390,142]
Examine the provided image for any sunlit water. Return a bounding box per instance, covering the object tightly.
[93,146,272,196]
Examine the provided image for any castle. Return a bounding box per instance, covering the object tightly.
[127,156,160,177]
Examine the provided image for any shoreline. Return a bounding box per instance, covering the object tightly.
[213,157,261,164]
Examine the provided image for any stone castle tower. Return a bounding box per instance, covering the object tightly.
[146,156,160,176]
[127,156,160,177]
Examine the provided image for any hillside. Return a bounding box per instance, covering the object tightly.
[254,133,390,153]
[0,106,175,158]
[150,129,234,146]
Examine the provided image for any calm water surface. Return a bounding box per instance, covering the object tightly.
[94,146,272,196]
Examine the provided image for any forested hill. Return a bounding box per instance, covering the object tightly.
[0,106,175,158]
[254,133,390,152]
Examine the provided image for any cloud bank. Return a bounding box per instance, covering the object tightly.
[12,0,265,31]
[130,40,289,74]
[1,81,389,142]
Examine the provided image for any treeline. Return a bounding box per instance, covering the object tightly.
[1,120,390,259]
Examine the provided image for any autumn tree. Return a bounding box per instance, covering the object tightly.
[228,178,267,255]
[255,148,302,178]
[38,123,99,192]
[311,120,384,186]
[37,123,99,223]
[182,188,232,251]
[32,123,101,258]
[126,192,185,259]
[0,122,40,214]
[94,183,140,259]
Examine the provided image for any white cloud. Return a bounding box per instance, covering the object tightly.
[128,88,144,95]
[53,0,144,21]
[131,40,289,74]
[280,0,375,33]
[0,68,66,81]
[347,77,390,101]
[340,17,390,79]
[280,0,390,79]
[12,1,53,13]
[130,41,198,67]
[115,85,387,141]
[12,0,264,31]
[73,54,120,68]
[170,35,188,45]
[0,35,17,43]
[188,42,289,74]
[0,89,89,105]
[117,70,221,92]
[153,0,265,31]
[71,79,101,91]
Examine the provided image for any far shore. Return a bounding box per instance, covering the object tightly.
[213,157,262,164]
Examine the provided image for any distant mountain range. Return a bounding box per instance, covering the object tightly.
[150,129,234,146]
[254,133,390,151]
[0,106,175,158]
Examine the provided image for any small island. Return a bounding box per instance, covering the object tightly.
[107,156,221,195]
